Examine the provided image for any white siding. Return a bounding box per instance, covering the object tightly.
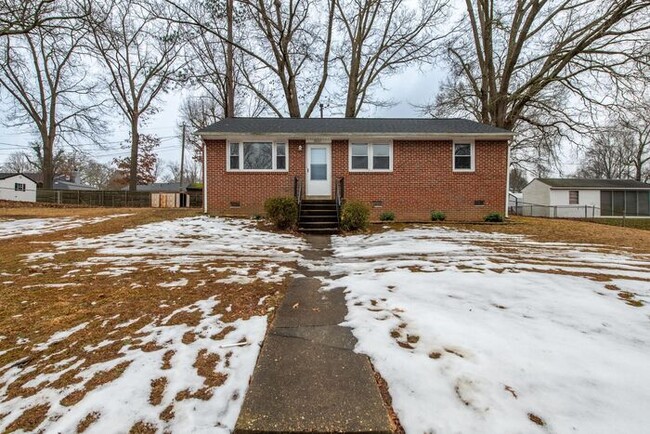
[0,175,37,202]
[549,189,601,218]
[522,179,550,206]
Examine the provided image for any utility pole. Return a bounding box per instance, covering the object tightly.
[226,0,235,118]
[180,123,186,192]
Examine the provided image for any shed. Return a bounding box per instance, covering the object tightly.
[521,178,650,217]
[0,173,38,202]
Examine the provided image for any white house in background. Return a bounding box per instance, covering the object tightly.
[521,178,650,218]
[0,173,38,202]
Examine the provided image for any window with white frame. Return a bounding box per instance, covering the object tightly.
[228,141,288,171]
[453,142,474,171]
[349,142,392,171]
[14,183,26,192]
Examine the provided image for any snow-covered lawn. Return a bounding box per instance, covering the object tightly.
[324,227,650,434]
[0,214,133,239]
[0,216,305,433]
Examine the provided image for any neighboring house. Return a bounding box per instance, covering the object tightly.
[0,173,38,202]
[522,178,650,218]
[197,118,514,221]
[23,172,97,191]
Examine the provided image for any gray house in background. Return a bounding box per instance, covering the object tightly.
[521,178,650,218]
[120,182,191,192]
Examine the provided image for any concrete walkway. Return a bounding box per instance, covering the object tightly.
[235,235,392,434]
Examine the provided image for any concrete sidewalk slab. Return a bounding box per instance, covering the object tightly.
[234,235,392,434]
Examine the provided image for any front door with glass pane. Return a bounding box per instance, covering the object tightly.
[306,144,331,197]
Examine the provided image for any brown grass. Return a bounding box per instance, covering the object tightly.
[451,216,650,254]
[149,377,168,406]
[3,404,50,433]
[77,412,101,433]
[0,208,292,432]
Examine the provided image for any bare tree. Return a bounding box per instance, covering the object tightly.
[576,130,635,179]
[162,0,335,118]
[334,0,448,117]
[89,0,185,191]
[615,79,650,181]
[0,0,92,37]
[428,0,650,170]
[0,151,35,172]
[0,18,106,188]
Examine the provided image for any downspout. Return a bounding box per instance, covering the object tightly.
[505,140,511,218]
[203,139,208,214]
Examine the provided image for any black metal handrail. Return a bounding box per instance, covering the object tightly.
[335,177,344,226]
[294,176,303,216]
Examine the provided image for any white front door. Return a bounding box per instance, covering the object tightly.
[306,144,331,197]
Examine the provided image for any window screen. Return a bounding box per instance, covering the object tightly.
[454,144,472,170]
[351,144,369,170]
[372,144,390,170]
[276,143,286,170]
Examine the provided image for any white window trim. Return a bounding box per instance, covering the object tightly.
[226,140,289,172]
[348,141,393,172]
[452,140,475,172]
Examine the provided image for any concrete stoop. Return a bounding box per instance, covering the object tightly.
[234,236,392,434]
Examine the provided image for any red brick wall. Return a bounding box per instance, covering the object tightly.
[204,139,305,216]
[205,138,509,221]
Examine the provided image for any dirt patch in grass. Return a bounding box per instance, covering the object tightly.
[528,412,546,426]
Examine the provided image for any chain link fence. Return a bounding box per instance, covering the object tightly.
[36,189,203,208]
[510,201,600,218]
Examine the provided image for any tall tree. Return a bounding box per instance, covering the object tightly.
[163,0,335,118]
[576,130,635,180]
[89,0,185,191]
[335,0,448,117]
[0,15,105,188]
[429,0,650,169]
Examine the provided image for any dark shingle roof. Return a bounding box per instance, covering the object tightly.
[197,117,513,136]
[538,178,650,189]
[0,172,38,183]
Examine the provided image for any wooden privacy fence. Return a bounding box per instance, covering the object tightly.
[37,189,203,208]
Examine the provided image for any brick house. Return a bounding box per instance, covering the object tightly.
[198,118,513,224]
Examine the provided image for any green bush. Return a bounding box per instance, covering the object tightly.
[431,211,446,221]
[341,200,370,231]
[379,211,395,222]
[484,212,504,222]
[264,197,298,229]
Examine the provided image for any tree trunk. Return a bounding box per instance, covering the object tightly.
[129,117,139,192]
[42,136,54,189]
[225,0,235,118]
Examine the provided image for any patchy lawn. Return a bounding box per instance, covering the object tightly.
[324,225,650,433]
[586,217,650,231]
[0,210,305,433]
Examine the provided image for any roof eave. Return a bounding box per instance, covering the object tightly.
[197,131,514,141]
